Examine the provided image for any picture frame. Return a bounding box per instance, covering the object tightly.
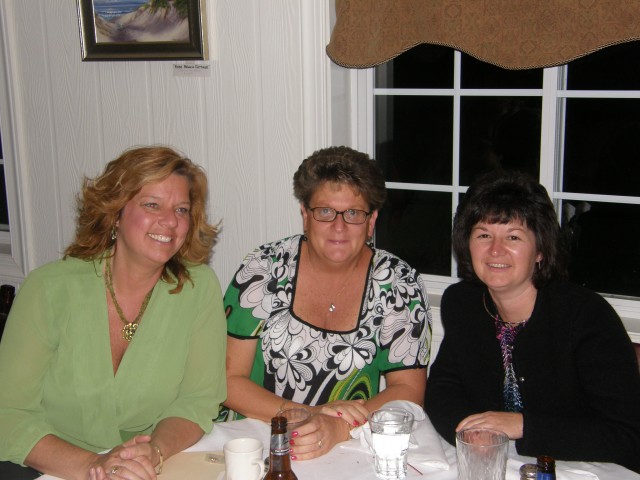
[77,0,207,61]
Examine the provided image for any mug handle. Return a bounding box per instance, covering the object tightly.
[253,458,267,479]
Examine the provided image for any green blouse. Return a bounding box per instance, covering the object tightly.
[0,256,227,464]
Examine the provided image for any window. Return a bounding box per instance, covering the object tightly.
[0,4,26,282]
[367,41,640,317]
[0,134,10,247]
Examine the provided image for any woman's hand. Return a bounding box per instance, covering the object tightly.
[310,399,369,428]
[88,436,156,480]
[456,411,524,439]
[288,413,352,461]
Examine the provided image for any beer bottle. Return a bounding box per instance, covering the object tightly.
[264,415,298,480]
[536,455,556,480]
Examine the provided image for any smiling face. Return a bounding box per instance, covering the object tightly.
[301,181,378,266]
[114,173,191,271]
[469,220,542,297]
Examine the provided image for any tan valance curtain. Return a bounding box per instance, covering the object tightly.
[327,0,640,70]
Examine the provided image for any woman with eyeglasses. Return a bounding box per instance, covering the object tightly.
[222,146,431,459]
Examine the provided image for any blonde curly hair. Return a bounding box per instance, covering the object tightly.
[64,145,218,293]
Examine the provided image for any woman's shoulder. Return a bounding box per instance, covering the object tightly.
[539,279,617,317]
[540,279,609,306]
[246,235,302,259]
[443,280,484,299]
[372,247,420,279]
[27,256,99,281]
[184,262,221,288]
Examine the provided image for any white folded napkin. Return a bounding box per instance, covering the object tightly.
[506,459,599,480]
[348,400,450,471]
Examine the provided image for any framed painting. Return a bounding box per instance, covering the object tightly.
[77,0,207,61]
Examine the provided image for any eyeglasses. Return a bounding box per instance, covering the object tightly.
[307,207,371,224]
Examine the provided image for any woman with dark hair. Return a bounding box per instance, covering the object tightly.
[224,146,431,460]
[0,146,226,480]
[425,170,640,473]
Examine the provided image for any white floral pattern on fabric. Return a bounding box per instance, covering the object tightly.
[224,235,432,408]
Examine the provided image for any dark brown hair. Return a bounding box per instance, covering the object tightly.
[293,146,387,210]
[452,170,567,288]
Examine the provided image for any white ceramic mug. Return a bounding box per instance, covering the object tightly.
[223,437,266,480]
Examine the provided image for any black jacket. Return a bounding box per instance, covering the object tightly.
[425,280,640,473]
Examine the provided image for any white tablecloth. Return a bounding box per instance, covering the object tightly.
[37,418,640,480]
[185,418,639,480]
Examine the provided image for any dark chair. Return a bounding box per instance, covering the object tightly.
[0,461,41,479]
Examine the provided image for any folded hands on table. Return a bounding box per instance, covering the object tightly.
[88,435,158,480]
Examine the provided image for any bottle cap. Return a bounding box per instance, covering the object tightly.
[536,455,556,471]
[271,415,288,429]
[519,463,537,478]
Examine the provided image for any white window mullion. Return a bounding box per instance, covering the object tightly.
[539,66,561,200]
[451,51,463,276]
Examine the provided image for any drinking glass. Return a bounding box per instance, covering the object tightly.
[276,407,311,433]
[456,428,509,480]
[368,407,415,479]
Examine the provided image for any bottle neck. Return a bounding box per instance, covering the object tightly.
[268,430,292,472]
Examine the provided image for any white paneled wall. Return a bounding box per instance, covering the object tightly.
[0,0,332,289]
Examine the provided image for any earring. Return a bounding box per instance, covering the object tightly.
[536,259,542,270]
[111,226,117,241]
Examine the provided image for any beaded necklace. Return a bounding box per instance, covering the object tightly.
[483,292,528,412]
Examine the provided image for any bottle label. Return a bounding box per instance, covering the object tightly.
[536,473,555,480]
[270,433,290,456]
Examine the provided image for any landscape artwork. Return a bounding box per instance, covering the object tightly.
[93,0,190,44]
[77,0,206,60]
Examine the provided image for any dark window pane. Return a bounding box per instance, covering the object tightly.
[461,54,542,89]
[563,201,640,297]
[376,191,452,275]
[460,97,541,184]
[563,98,640,196]
[375,44,454,89]
[0,166,8,228]
[375,96,453,185]
[567,41,640,91]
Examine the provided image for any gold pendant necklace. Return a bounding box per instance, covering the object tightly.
[105,256,155,342]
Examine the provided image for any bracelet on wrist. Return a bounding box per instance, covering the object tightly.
[342,419,352,441]
[151,443,164,475]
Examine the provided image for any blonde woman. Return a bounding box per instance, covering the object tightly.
[0,146,226,480]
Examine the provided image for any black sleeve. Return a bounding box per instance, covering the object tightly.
[424,284,502,445]
[517,292,640,473]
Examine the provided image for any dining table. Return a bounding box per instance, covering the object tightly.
[32,409,639,480]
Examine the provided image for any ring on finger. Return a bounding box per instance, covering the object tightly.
[110,465,121,475]
[318,439,323,449]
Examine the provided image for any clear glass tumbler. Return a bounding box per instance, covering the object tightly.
[368,407,415,479]
[456,427,509,480]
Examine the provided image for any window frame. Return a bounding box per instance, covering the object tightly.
[349,54,640,342]
[0,2,27,284]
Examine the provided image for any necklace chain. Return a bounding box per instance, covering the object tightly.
[328,276,351,313]
[482,292,530,327]
[105,256,155,342]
